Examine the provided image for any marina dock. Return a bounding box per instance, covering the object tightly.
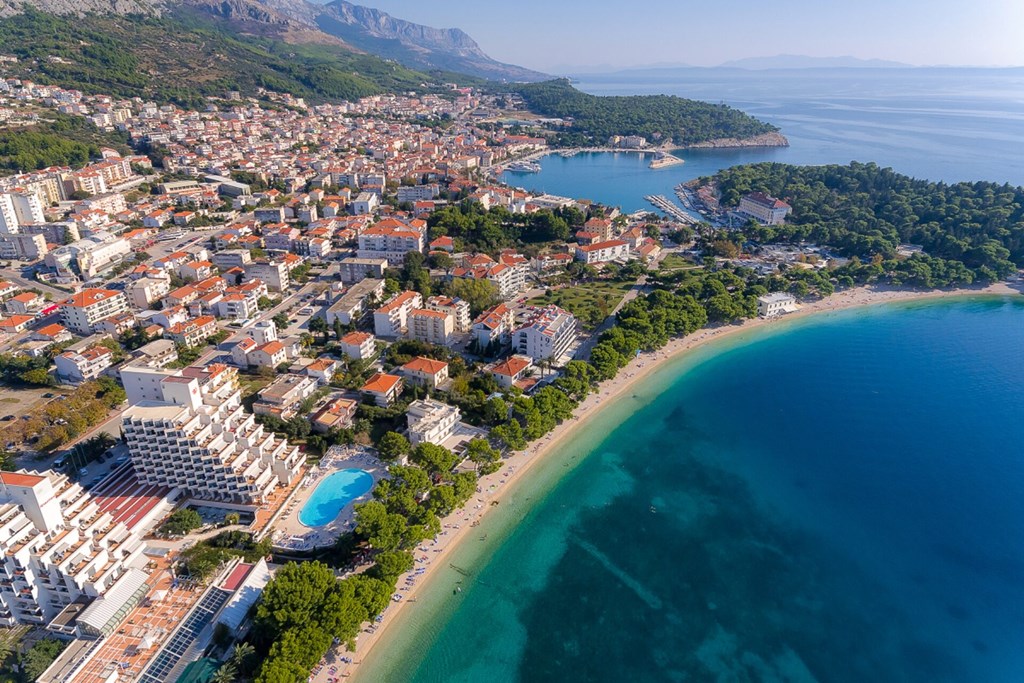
[644,194,698,223]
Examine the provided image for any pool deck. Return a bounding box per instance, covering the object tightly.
[271,446,386,552]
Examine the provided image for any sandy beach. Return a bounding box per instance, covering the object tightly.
[318,282,1018,683]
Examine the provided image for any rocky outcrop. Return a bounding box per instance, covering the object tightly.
[684,131,790,149]
[315,0,549,82]
[0,0,163,16]
[1,0,549,83]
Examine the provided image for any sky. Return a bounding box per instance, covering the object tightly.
[343,0,1024,72]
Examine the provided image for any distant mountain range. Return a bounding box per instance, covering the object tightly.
[719,55,913,70]
[0,0,548,82]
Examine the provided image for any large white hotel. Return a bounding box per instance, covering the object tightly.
[0,363,302,631]
[121,364,303,504]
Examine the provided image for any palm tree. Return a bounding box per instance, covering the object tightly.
[232,642,256,674]
[212,661,238,683]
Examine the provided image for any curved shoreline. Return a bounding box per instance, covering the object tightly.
[329,282,1017,683]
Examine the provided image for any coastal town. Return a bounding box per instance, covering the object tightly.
[0,56,1021,683]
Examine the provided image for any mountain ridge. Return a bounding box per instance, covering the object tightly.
[0,0,547,82]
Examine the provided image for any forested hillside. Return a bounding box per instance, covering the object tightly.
[0,8,435,107]
[711,161,1024,281]
[514,79,779,147]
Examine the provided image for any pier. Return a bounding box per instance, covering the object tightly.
[644,194,698,224]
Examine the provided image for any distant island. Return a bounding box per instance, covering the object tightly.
[718,54,913,69]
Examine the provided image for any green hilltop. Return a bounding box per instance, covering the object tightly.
[513,79,779,147]
[0,8,443,108]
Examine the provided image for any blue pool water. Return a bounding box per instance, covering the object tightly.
[299,468,374,527]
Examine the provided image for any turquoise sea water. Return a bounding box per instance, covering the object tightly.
[501,69,1024,212]
[385,297,1024,682]
[299,468,373,527]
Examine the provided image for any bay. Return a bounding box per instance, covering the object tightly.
[381,296,1024,683]
[500,68,1024,212]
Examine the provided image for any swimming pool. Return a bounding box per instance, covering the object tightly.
[299,468,374,527]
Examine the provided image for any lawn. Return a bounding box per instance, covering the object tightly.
[529,280,635,329]
[658,253,699,271]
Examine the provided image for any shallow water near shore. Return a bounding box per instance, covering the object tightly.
[363,296,1024,683]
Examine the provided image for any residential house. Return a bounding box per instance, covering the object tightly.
[253,374,318,420]
[487,355,533,389]
[339,331,376,360]
[312,397,358,433]
[400,356,449,389]
[360,372,403,407]
[304,357,339,385]
[166,315,217,348]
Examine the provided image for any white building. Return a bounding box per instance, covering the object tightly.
[373,290,423,338]
[408,308,454,346]
[121,364,303,504]
[59,288,128,335]
[426,296,471,332]
[406,399,460,447]
[738,192,792,226]
[357,219,425,265]
[243,260,290,292]
[127,277,170,310]
[0,469,177,629]
[54,345,114,384]
[512,305,579,363]
[339,331,376,361]
[326,278,385,326]
[575,239,631,265]
[757,292,800,317]
[350,191,380,216]
[0,191,44,234]
[471,303,516,350]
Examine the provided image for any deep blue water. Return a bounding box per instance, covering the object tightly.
[398,297,1024,682]
[299,468,373,527]
[501,69,1024,212]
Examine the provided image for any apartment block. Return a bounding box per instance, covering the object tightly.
[408,308,454,346]
[0,469,176,629]
[121,364,303,504]
[373,290,423,338]
[406,399,460,447]
[425,295,471,332]
[512,305,579,363]
[54,345,114,385]
[59,289,128,336]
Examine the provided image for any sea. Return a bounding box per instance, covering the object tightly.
[500,68,1024,212]
[363,296,1024,682]
[359,70,1024,683]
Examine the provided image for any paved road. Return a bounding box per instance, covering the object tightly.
[0,267,69,299]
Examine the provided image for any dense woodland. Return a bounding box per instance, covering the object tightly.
[513,79,778,147]
[0,113,129,171]
[712,162,1024,283]
[0,9,438,108]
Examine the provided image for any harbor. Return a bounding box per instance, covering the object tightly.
[643,194,698,223]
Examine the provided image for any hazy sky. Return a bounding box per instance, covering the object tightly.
[352,0,1024,72]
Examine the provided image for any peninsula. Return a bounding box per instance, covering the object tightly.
[0,6,1021,683]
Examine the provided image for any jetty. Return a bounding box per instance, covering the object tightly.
[644,194,698,224]
[649,152,684,169]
